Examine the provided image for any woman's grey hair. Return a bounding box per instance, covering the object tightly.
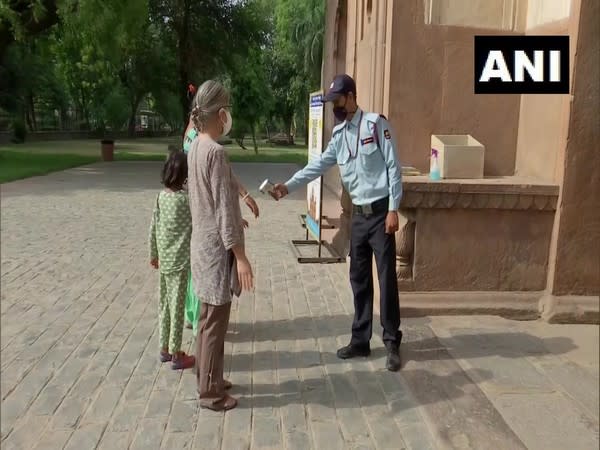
[190,80,230,132]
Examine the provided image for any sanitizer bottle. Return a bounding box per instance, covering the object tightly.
[429,148,441,181]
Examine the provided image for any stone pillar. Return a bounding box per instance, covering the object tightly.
[331,187,353,257]
[540,0,600,323]
[396,209,416,281]
[549,0,599,296]
[321,0,351,257]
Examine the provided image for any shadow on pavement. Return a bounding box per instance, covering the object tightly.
[232,368,494,412]
[229,315,577,363]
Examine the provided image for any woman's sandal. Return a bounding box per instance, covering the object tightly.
[171,353,195,370]
[200,394,238,411]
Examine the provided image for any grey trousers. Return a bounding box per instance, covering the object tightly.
[195,301,232,407]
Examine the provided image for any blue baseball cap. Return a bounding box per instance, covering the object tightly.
[323,74,357,102]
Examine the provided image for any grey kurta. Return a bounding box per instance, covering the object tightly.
[188,136,243,305]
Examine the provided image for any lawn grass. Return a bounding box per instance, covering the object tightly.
[115,149,307,165]
[0,151,99,183]
[0,139,307,183]
[0,138,307,156]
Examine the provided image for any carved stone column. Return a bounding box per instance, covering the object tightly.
[396,209,416,281]
[332,186,353,257]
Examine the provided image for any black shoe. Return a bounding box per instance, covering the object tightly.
[385,345,401,372]
[337,344,371,359]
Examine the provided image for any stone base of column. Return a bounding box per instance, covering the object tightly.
[371,291,599,324]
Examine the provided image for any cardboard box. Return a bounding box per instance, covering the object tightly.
[431,135,485,179]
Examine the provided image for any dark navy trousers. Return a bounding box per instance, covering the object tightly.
[349,205,402,348]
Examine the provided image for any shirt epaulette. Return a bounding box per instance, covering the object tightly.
[364,112,383,124]
[332,122,345,135]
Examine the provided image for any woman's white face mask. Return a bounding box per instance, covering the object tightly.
[220,109,233,137]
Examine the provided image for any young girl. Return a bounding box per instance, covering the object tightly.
[149,150,195,370]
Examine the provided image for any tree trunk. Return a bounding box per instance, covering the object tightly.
[59,107,65,130]
[128,96,142,138]
[79,88,91,130]
[251,125,258,154]
[28,93,37,131]
[288,122,295,145]
[25,109,33,132]
[178,0,192,128]
[235,135,247,150]
[284,116,293,145]
[128,113,136,137]
[303,122,309,145]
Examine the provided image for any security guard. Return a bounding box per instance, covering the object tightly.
[272,74,403,371]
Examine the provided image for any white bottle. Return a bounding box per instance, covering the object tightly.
[429,149,441,181]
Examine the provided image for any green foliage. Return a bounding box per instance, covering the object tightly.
[264,0,324,141]
[153,91,183,131]
[277,1,324,87]
[101,88,130,130]
[53,22,118,129]
[0,0,61,60]
[1,0,324,140]
[55,0,174,134]
[229,48,273,153]
[149,0,269,119]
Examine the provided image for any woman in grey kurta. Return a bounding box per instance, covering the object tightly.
[182,115,259,336]
[187,80,254,411]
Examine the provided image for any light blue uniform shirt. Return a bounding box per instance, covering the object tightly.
[285,108,403,211]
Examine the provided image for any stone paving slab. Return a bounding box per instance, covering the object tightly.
[1,162,598,450]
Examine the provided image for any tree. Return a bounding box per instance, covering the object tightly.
[274,0,323,87]
[266,51,296,143]
[229,47,272,153]
[0,0,61,61]
[0,32,72,132]
[53,22,117,130]
[48,0,176,134]
[268,0,324,142]
[118,23,174,136]
[1,0,277,137]
[149,0,268,125]
[153,90,183,133]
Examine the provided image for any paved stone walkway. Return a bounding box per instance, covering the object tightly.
[1,162,598,450]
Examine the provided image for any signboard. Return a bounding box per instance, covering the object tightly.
[306,91,324,240]
[289,90,343,264]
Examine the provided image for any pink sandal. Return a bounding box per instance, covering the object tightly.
[171,353,195,370]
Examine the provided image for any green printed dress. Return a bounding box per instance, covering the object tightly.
[149,190,192,353]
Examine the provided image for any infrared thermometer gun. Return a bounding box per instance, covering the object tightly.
[259,179,275,196]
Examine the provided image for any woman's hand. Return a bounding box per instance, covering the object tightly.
[242,219,249,229]
[150,258,159,269]
[236,255,254,291]
[244,195,259,218]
